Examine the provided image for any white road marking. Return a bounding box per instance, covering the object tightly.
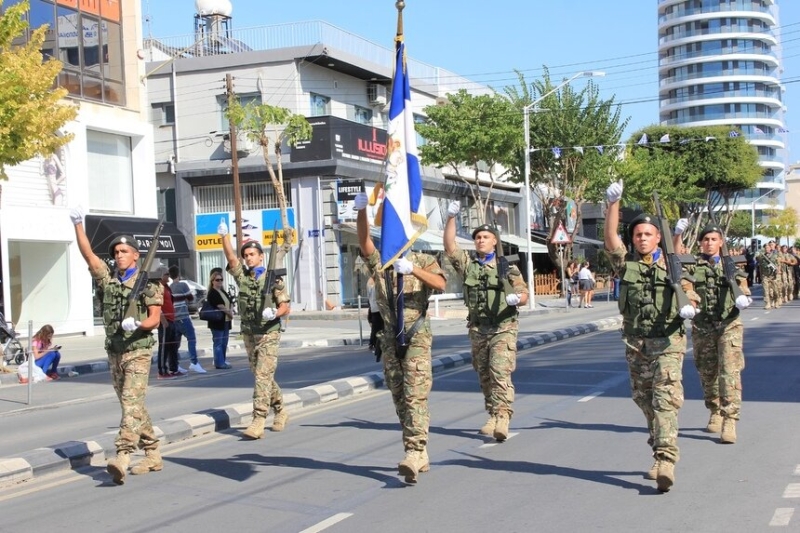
[478,432,519,448]
[578,392,602,402]
[751,317,759,321]
[299,513,353,533]
[769,508,795,527]
[794,465,800,476]
[782,483,800,498]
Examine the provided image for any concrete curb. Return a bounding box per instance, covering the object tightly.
[0,315,622,487]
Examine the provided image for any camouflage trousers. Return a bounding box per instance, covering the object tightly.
[469,327,517,417]
[381,325,433,452]
[762,276,779,307]
[243,332,283,419]
[623,333,686,463]
[692,319,744,420]
[108,348,159,454]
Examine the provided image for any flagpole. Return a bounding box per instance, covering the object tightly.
[394,0,407,352]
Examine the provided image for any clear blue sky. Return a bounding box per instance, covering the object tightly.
[144,0,800,163]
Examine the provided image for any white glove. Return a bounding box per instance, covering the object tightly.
[605,180,623,203]
[121,317,140,332]
[69,206,85,226]
[735,295,751,310]
[394,257,414,275]
[447,201,461,218]
[674,218,689,235]
[262,307,277,321]
[679,304,696,320]
[217,218,228,236]
[505,293,521,306]
[354,192,369,211]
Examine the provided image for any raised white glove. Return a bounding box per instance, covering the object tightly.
[262,307,277,321]
[354,192,369,211]
[735,295,751,310]
[447,201,461,218]
[394,257,414,275]
[217,218,228,236]
[679,304,696,320]
[605,180,623,203]
[69,206,85,226]
[121,317,140,332]
[674,218,689,235]
[505,293,521,306]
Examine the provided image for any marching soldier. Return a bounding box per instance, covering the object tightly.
[757,242,779,309]
[443,201,528,441]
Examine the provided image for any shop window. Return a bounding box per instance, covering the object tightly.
[87,129,133,214]
[7,240,70,327]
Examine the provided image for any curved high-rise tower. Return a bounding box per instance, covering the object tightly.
[658,0,786,231]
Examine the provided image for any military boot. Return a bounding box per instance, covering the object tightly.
[720,418,737,444]
[271,410,289,432]
[242,415,267,440]
[106,451,130,486]
[398,450,425,483]
[656,459,675,493]
[646,458,660,481]
[706,412,723,433]
[130,449,163,475]
[493,413,510,442]
[478,415,496,436]
[419,447,431,474]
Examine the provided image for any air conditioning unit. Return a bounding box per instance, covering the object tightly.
[367,83,388,106]
[223,134,257,156]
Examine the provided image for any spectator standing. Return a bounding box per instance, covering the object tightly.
[206,270,234,369]
[566,261,579,307]
[578,261,595,308]
[31,324,61,380]
[156,267,180,379]
[169,265,206,373]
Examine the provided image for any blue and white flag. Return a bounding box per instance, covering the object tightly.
[779,127,789,133]
[659,134,670,143]
[552,147,562,159]
[637,133,648,146]
[729,130,740,138]
[378,38,427,268]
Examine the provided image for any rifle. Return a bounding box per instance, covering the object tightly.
[124,216,165,319]
[261,221,288,315]
[494,234,519,296]
[280,227,305,332]
[716,231,747,301]
[652,192,695,310]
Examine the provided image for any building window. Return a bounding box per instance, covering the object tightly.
[218,93,261,131]
[351,105,372,125]
[414,114,427,147]
[310,93,331,116]
[8,240,70,326]
[152,103,175,125]
[87,129,133,214]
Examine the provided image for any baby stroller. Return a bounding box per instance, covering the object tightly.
[0,312,26,366]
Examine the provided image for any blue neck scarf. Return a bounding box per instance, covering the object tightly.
[251,266,266,279]
[117,266,137,283]
[641,248,662,265]
[477,252,495,266]
[701,253,721,264]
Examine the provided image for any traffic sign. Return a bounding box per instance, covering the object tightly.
[551,222,571,244]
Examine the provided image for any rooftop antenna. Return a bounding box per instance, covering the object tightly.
[144,0,153,60]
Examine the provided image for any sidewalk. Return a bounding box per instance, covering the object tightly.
[0,299,623,486]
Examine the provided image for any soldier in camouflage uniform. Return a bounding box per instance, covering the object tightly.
[443,201,528,441]
[70,207,164,485]
[674,221,751,444]
[218,220,291,439]
[354,192,446,484]
[604,181,699,493]
[779,245,796,302]
[756,242,779,309]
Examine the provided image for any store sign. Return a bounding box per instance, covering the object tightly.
[195,208,297,251]
[291,116,388,164]
[134,234,176,254]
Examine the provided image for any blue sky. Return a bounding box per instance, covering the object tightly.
[144,0,800,163]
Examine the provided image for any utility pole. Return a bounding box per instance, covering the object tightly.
[226,73,243,248]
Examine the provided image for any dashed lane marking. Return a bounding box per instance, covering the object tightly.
[578,392,603,402]
[782,483,800,498]
[769,508,795,527]
[299,512,354,533]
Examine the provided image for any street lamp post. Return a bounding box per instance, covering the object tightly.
[750,188,778,240]
[523,70,605,310]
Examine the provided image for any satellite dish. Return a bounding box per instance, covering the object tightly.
[195,0,233,16]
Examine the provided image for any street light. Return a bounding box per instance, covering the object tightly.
[523,70,605,309]
[750,187,778,239]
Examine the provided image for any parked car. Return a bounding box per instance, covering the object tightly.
[175,279,208,315]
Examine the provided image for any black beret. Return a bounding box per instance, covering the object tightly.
[471,224,499,239]
[628,213,659,239]
[240,240,264,257]
[697,224,723,241]
[108,235,138,257]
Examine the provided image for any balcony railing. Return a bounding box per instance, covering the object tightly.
[659,1,776,24]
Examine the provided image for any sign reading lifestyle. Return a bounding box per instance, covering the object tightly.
[195,208,297,251]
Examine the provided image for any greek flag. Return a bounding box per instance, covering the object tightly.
[729,130,740,138]
[378,38,427,267]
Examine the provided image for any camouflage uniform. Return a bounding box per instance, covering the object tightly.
[446,247,528,421]
[608,244,699,464]
[364,249,444,453]
[756,249,779,309]
[229,263,290,420]
[688,256,748,423]
[92,263,163,455]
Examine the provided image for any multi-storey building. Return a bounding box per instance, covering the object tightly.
[145,5,540,310]
[1,0,185,336]
[657,0,788,232]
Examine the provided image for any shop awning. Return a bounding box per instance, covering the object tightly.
[499,233,548,254]
[85,215,191,259]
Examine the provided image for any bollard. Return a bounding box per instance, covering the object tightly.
[27,320,33,405]
[357,294,363,346]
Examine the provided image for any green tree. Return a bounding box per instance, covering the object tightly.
[726,210,753,245]
[762,206,798,244]
[226,98,312,261]
[0,0,76,180]
[417,89,517,224]
[503,68,628,264]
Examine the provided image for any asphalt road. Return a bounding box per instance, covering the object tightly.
[0,302,798,532]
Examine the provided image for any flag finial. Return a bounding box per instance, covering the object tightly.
[396,1,405,37]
